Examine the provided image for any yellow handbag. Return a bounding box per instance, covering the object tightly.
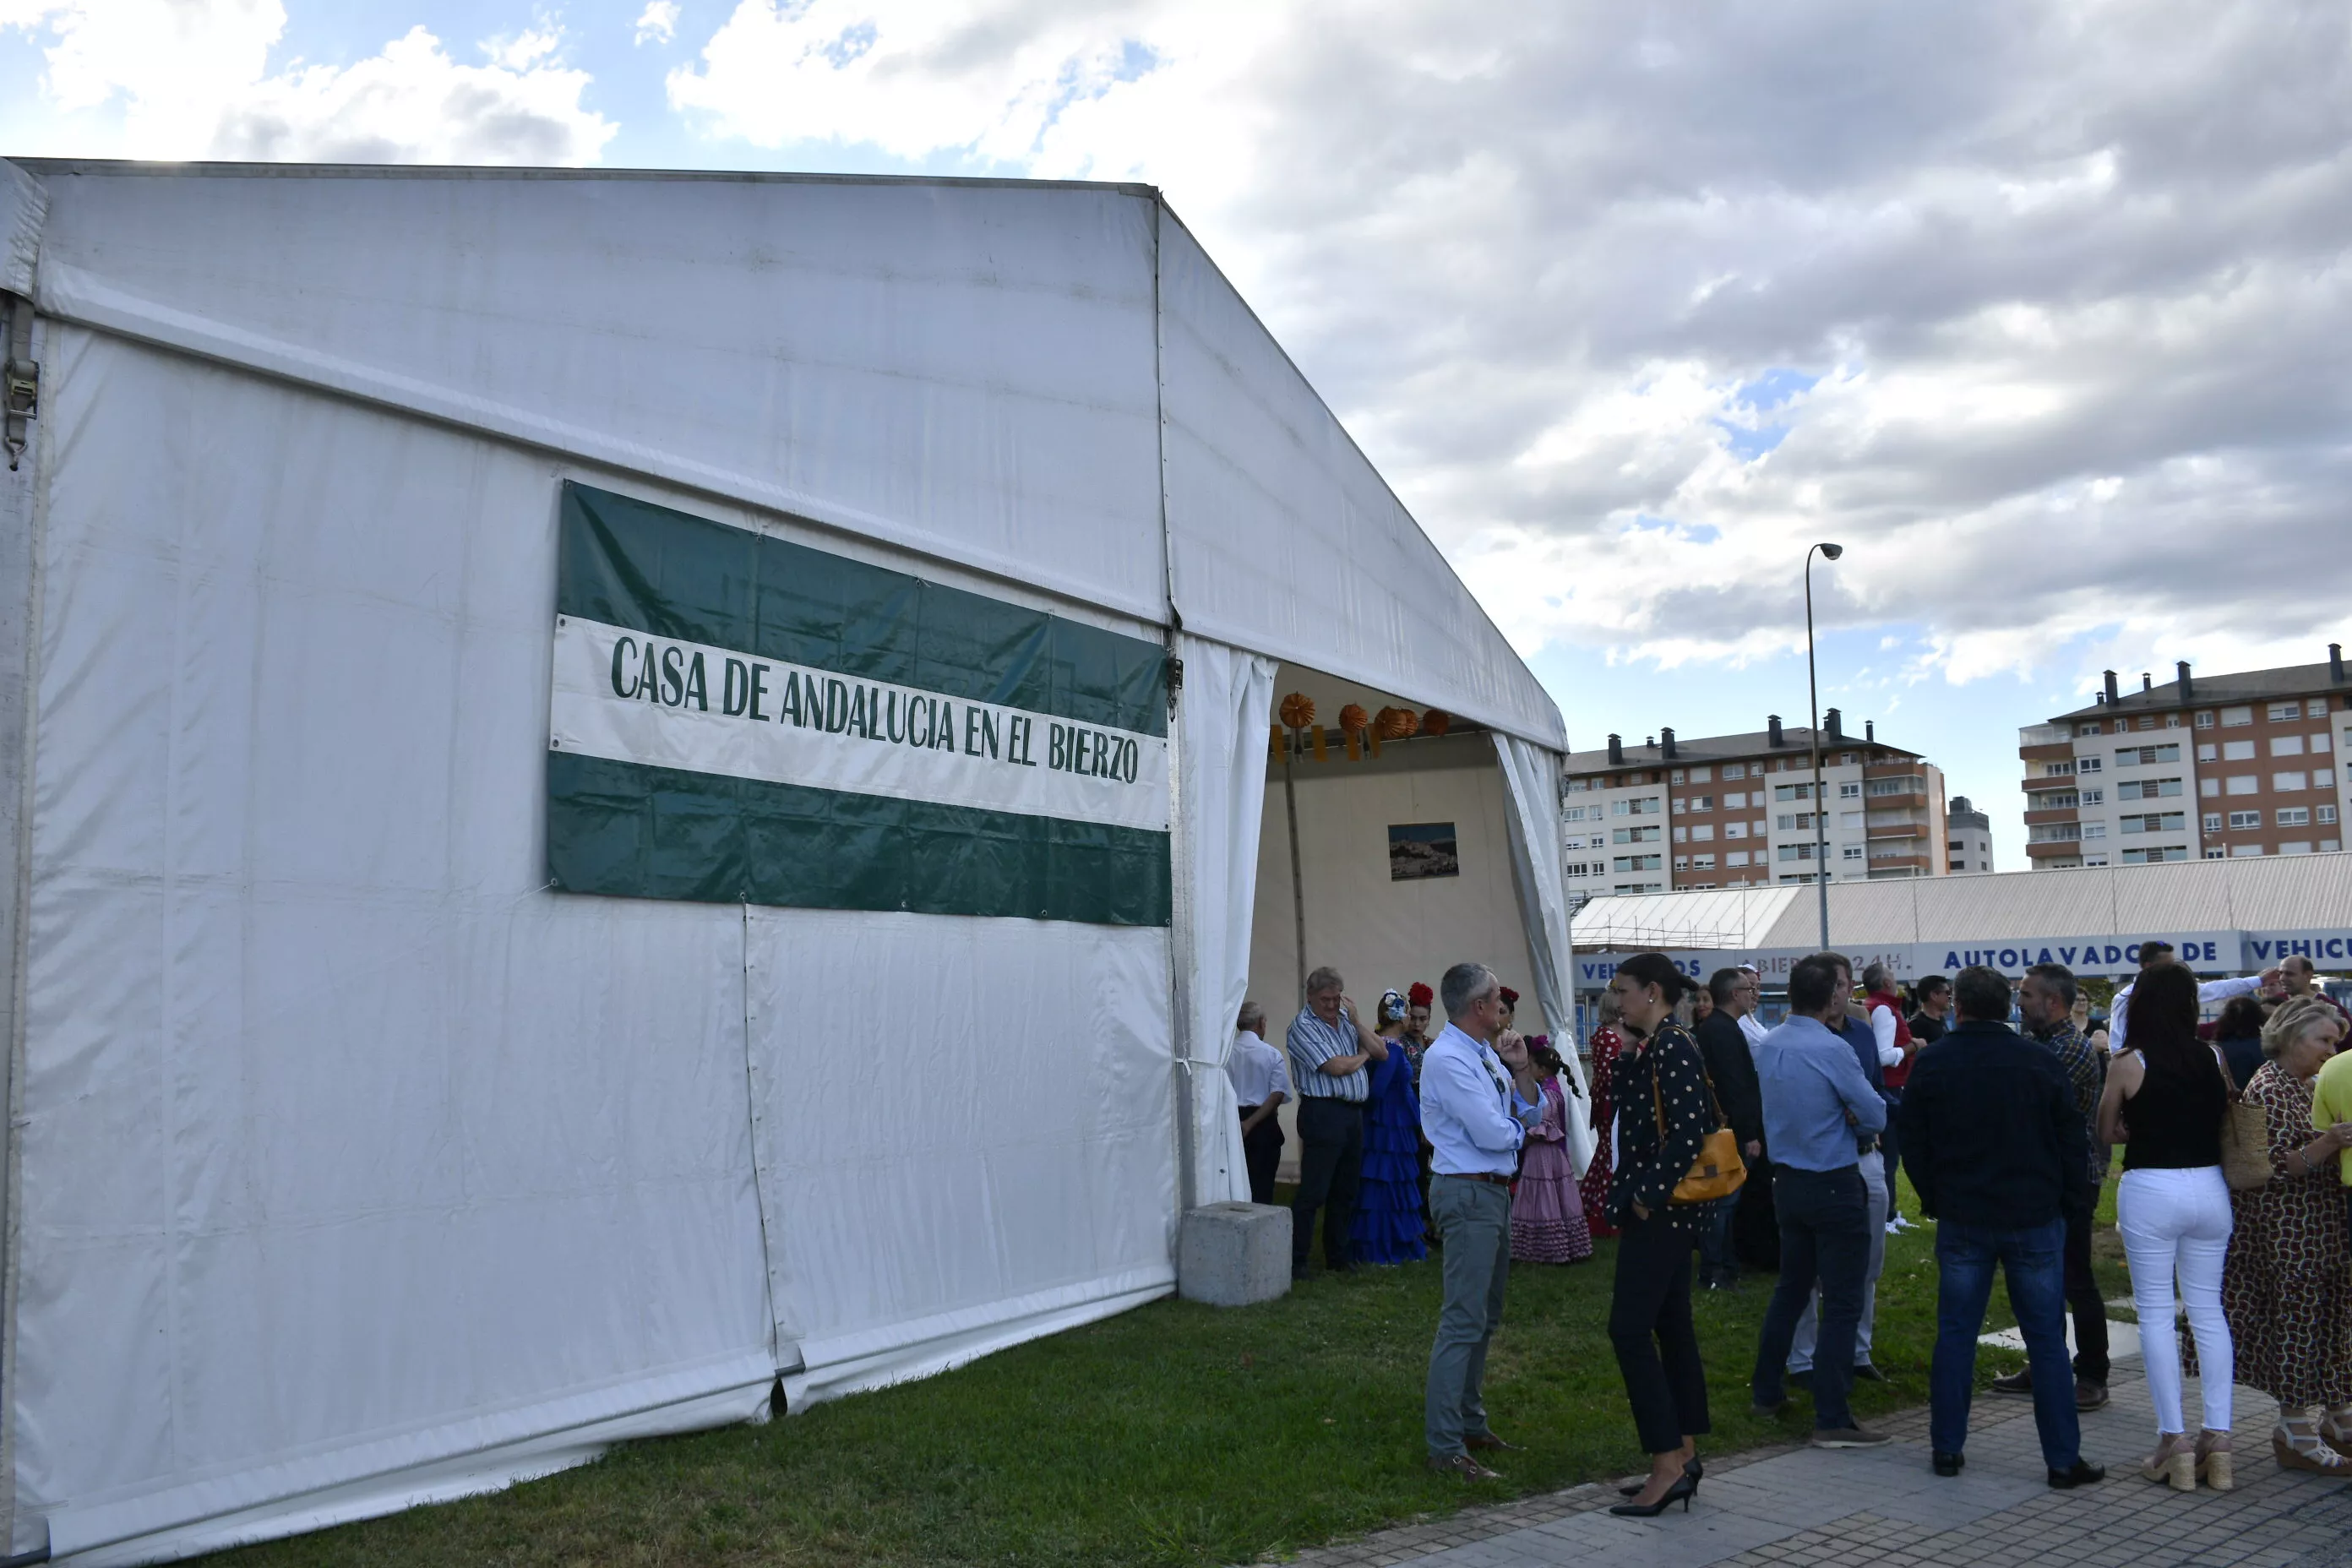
[1650,1038,1749,1205]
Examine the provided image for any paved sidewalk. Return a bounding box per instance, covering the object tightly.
[1272,1363,2352,1568]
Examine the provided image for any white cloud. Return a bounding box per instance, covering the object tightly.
[634,2,678,46]
[660,0,2352,703]
[3,1,615,164]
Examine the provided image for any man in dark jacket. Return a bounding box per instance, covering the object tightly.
[1696,968,1766,1289]
[1897,966,2103,1489]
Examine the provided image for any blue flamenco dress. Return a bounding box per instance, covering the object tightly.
[1350,1045,1429,1265]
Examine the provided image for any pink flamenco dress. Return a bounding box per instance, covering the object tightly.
[1511,1075,1593,1263]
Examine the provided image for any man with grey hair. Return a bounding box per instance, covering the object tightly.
[1421,961,1541,1478]
[1286,966,1386,1279]
[2279,954,2351,1034]
[1228,1001,1290,1207]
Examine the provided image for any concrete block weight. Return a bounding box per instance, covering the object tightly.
[1177,1202,1293,1306]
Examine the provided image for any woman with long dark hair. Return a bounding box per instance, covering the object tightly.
[2212,995,2269,1092]
[2098,962,2236,1491]
[1604,953,1714,1516]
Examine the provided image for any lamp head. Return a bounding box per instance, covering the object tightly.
[1818,542,1844,560]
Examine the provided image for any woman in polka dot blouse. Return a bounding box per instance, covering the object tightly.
[1606,952,1718,1516]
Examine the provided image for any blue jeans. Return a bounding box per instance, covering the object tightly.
[1753,1164,1870,1431]
[1931,1217,2079,1467]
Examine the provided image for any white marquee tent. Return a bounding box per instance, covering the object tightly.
[0,161,1573,1565]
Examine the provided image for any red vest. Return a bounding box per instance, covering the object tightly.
[1870,989,1915,1088]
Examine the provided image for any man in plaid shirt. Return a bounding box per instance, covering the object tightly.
[1994,963,2110,1410]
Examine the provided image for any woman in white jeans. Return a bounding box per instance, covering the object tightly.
[2098,962,2235,1492]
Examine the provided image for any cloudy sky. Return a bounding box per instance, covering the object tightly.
[6,1,2349,868]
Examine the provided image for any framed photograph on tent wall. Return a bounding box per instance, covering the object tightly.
[1389,821,1460,881]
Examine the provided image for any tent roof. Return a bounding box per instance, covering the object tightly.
[0,159,1565,750]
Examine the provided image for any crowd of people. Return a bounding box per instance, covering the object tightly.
[1231,939,2352,1506]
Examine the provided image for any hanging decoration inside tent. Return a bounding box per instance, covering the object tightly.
[1424,709,1452,738]
[1339,703,1369,761]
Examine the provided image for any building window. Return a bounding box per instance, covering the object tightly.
[1691,765,1712,782]
[1693,853,1716,868]
[2222,705,2253,727]
[2280,841,2315,855]
[1843,845,1865,860]
[2275,771,2309,792]
[2270,700,2302,721]
[1839,781,1860,798]
[1839,810,1863,828]
[2319,768,2338,789]
[1756,819,1770,834]
[1723,792,1745,809]
[1672,825,1689,843]
[1688,794,1712,810]
[2201,778,2219,798]
[2082,823,2106,838]
[2028,824,2082,842]
[2197,743,2218,762]
[2227,776,2258,795]
[2203,812,2223,832]
[2081,787,2104,804]
[2121,846,2191,863]
[1841,752,1857,765]
[1866,775,1925,797]
[1613,825,1663,843]
[1778,842,1815,862]
[2273,735,2307,757]
[2077,722,2102,737]
[2044,760,2077,777]
[1612,854,1663,872]
[2205,848,2227,859]
[2230,844,2264,858]
[2116,777,2184,800]
[2321,805,2339,825]
[1673,855,1690,871]
[2195,710,2215,728]
[1724,821,1746,840]
[1773,783,1814,802]
[2224,739,2256,760]
[1692,824,1714,841]
[2084,854,2110,867]
[1722,763,1745,779]
[2230,809,2262,830]
[2278,807,2311,827]
[1670,769,1685,784]
[2137,716,2156,730]
[1726,850,1749,867]
[2165,714,2181,728]
[2115,743,2182,765]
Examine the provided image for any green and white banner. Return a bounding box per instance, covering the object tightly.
[547,483,1172,926]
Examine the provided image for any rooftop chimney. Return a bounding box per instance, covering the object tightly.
[1767,714,1785,748]
[2104,669,2119,705]
[1660,726,1678,759]
[1865,720,1876,743]
[1825,707,1843,740]
[2177,660,2193,701]
[2142,672,2153,693]
[1607,732,1624,765]
[2333,643,2345,684]
[1951,795,1972,813]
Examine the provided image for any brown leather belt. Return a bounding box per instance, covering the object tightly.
[1439,1171,1513,1185]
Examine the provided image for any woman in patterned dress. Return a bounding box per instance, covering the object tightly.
[2197,996,2352,1473]
[1511,1039,1594,1264]
[1580,988,1625,1239]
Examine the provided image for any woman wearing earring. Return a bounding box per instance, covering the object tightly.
[1605,953,1715,1517]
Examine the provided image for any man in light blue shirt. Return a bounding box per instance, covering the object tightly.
[1751,955,1890,1448]
[1420,961,1543,1478]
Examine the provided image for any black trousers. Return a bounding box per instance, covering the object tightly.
[1239,1106,1285,1207]
[1609,1210,1712,1454]
[2063,1195,2109,1384]
[1292,1097,1364,1268]
[1734,1152,1782,1270]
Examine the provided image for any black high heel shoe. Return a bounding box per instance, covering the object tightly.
[1619,1456,1701,1496]
[1609,1472,1698,1516]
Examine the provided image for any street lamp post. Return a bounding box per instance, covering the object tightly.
[1805,542,1844,952]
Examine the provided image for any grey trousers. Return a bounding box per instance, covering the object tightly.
[1789,1149,1887,1371]
[1425,1175,1512,1457]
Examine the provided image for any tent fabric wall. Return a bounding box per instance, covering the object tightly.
[1492,733,1593,1173]
[15,331,779,1560]
[740,905,1176,1408]
[1173,636,1279,1205]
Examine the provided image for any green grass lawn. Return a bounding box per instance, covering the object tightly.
[211,1168,2141,1568]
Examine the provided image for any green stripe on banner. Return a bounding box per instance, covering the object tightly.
[547,751,1173,927]
[558,482,1167,737]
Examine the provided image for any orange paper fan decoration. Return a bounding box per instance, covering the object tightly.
[1338,703,1369,733]
[1375,705,1420,740]
[1278,693,1316,730]
[1423,709,1451,738]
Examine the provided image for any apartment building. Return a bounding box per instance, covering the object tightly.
[1947,796,1995,873]
[2019,646,2352,868]
[1560,710,1948,897]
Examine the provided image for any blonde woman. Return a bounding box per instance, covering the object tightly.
[2195,996,2352,1474]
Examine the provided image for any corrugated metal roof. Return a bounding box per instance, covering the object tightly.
[1569,851,2352,952]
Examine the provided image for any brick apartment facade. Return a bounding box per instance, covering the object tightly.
[1561,710,1947,898]
[2020,647,2352,868]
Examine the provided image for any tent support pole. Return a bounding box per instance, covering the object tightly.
[1283,749,1305,1002]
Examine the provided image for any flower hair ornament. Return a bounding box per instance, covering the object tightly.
[1379,988,1409,1024]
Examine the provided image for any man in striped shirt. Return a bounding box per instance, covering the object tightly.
[1288,965,1387,1279]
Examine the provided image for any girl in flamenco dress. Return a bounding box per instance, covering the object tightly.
[1350,989,1429,1265]
[1511,1038,1594,1263]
